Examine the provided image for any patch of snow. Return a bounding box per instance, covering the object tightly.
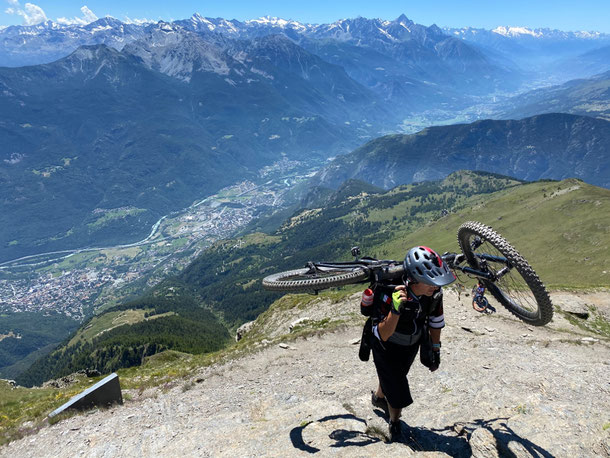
[492,26,542,38]
[250,67,274,79]
[377,27,397,41]
[4,153,25,165]
[123,17,153,25]
[269,134,280,140]
[574,31,603,39]
[247,16,308,31]
[232,51,248,64]
[191,13,216,31]
[90,25,113,34]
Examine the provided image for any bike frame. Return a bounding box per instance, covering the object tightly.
[306,250,513,286]
[306,257,403,284]
[444,252,512,282]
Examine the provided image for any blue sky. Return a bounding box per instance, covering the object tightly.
[2,0,609,32]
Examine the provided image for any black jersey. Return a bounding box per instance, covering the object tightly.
[361,282,445,345]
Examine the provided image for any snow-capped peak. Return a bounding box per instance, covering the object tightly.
[246,16,309,29]
[189,13,214,29]
[492,26,542,38]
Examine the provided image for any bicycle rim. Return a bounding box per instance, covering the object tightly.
[472,297,488,313]
[458,221,553,326]
[262,266,369,292]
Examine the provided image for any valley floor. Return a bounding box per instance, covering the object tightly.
[1,290,609,457]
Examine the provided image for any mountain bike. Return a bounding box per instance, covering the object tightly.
[471,282,496,313]
[262,221,553,326]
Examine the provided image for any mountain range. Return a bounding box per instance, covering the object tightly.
[4,15,610,86]
[0,22,393,262]
[311,113,610,189]
[0,14,529,109]
[0,17,145,67]
[0,15,534,262]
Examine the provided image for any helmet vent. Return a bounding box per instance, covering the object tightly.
[404,246,456,287]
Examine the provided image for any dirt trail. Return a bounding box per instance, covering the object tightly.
[2,290,609,457]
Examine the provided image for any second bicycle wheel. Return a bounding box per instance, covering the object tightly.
[457,221,553,326]
[262,266,369,293]
[472,295,488,313]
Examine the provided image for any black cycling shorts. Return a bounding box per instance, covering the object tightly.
[371,334,420,410]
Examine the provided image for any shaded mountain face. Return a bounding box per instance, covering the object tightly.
[0,26,390,263]
[497,71,610,121]
[311,113,610,189]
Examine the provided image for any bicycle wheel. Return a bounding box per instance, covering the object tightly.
[262,266,369,292]
[457,221,553,326]
[472,296,488,313]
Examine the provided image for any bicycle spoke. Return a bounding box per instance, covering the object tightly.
[475,242,539,313]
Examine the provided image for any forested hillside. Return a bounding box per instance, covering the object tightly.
[15,296,230,387]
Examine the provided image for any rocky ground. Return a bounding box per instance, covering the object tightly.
[1,289,609,457]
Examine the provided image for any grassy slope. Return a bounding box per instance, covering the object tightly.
[378,179,610,289]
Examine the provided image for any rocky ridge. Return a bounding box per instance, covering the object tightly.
[1,289,609,457]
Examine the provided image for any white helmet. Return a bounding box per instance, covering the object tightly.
[403,246,456,286]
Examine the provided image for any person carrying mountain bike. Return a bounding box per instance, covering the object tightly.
[360,246,456,442]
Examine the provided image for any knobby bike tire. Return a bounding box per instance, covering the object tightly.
[457,221,553,326]
[472,296,489,313]
[262,267,369,292]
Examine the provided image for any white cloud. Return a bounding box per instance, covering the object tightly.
[81,6,97,23]
[18,3,47,25]
[4,2,48,25]
[56,5,98,25]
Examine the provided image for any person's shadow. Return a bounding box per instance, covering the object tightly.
[407,418,554,458]
[289,414,380,453]
[289,414,554,456]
